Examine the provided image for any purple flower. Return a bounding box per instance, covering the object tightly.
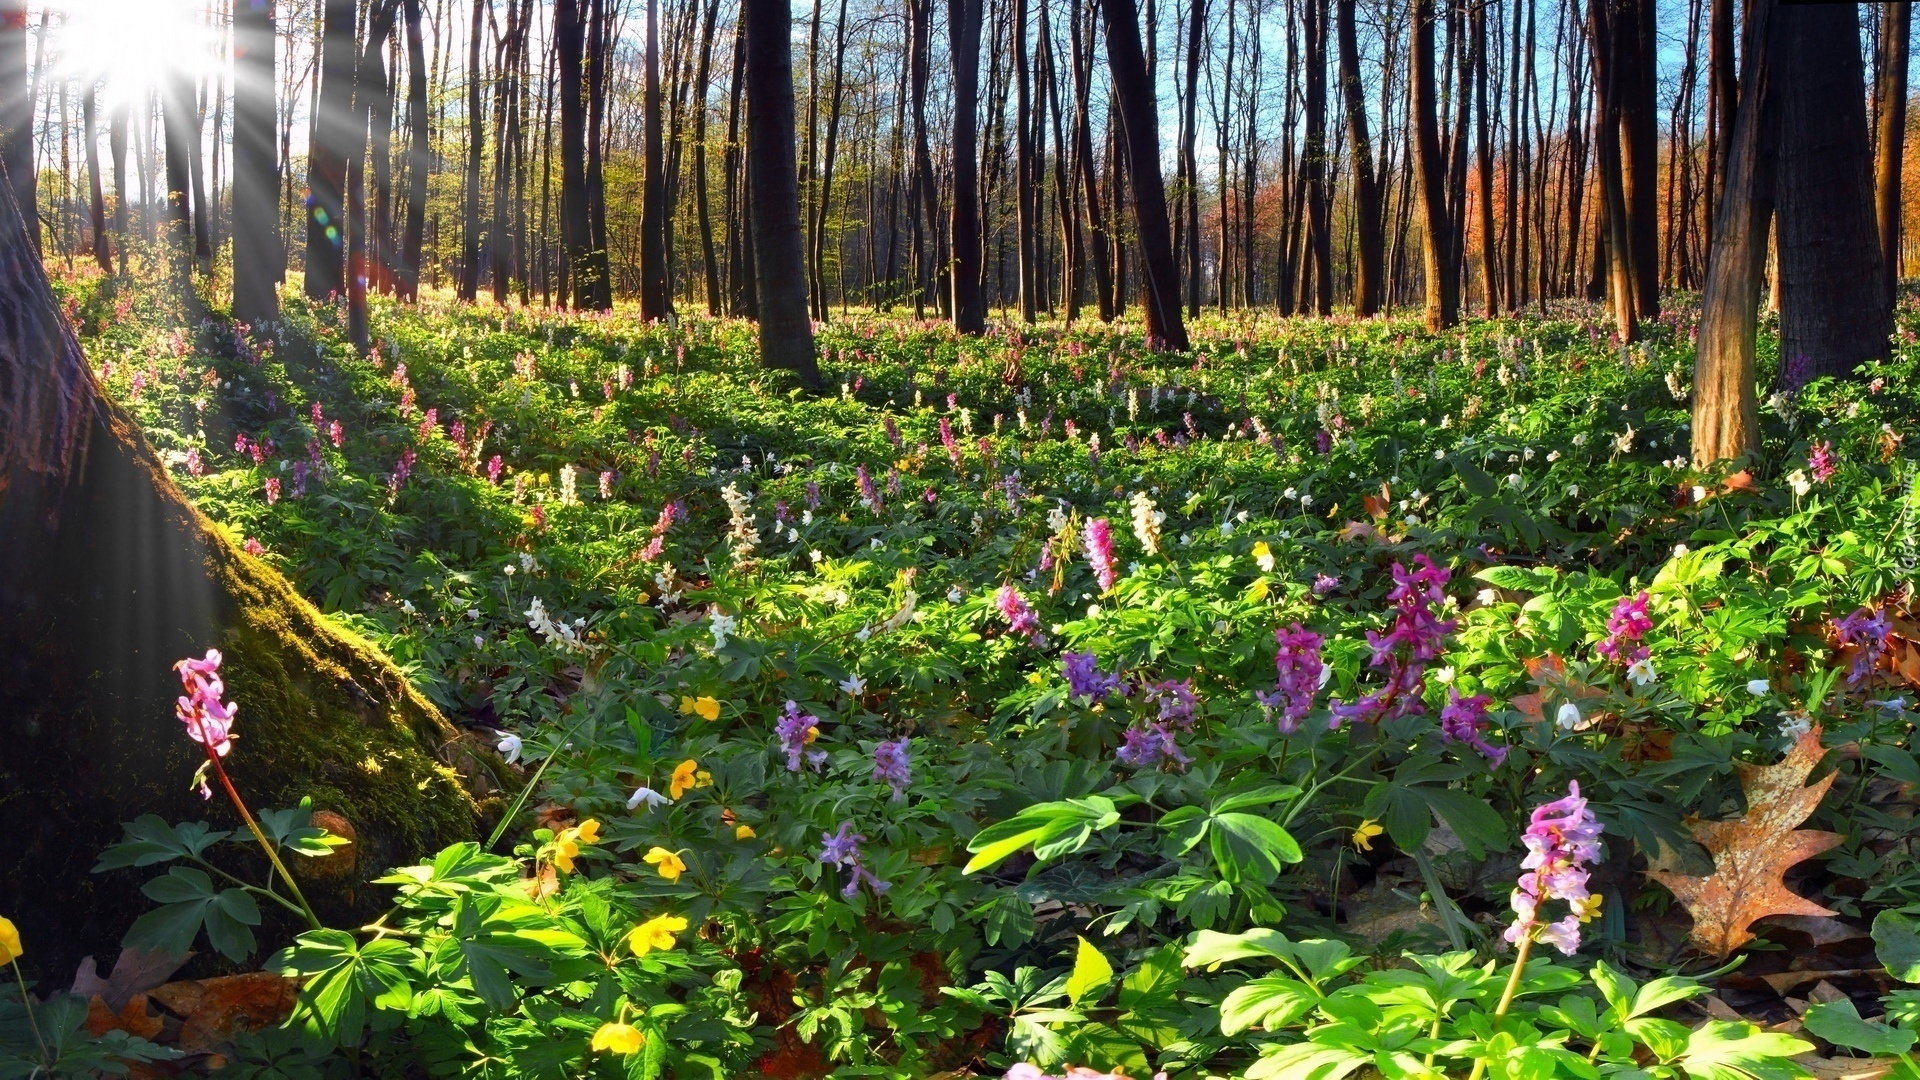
[1808,440,1837,483]
[1440,689,1507,767]
[1329,555,1456,726]
[1311,573,1339,597]
[776,700,827,772]
[1505,781,1603,956]
[174,650,237,799]
[872,738,911,800]
[1116,722,1191,769]
[940,416,962,466]
[1597,591,1652,666]
[1063,652,1125,701]
[1836,605,1893,686]
[996,585,1045,645]
[857,464,884,514]
[1146,679,1198,728]
[819,821,890,897]
[1257,623,1325,733]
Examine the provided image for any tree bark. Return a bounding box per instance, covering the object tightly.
[1100,0,1190,350]
[82,83,110,276]
[640,0,670,319]
[399,0,431,302]
[110,101,127,276]
[951,0,988,332]
[0,157,484,987]
[458,0,487,301]
[1692,0,1774,466]
[1774,1,1890,390]
[1876,2,1910,304]
[233,0,281,327]
[1337,0,1382,315]
[161,72,199,287]
[1616,0,1660,317]
[743,0,821,386]
[1304,0,1332,315]
[1588,0,1638,340]
[0,2,33,250]
[693,0,723,315]
[1411,0,1457,330]
[306,0,355,300]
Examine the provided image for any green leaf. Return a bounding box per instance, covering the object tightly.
[123,867,260,961]
[1243,1040,1372,1080]
[1803,999,1917,1056]
[1064,937,1114,1007]
[92,816,231,872]
[963,797,1123,874]
[1208,812,1304,883]
[1678,1020,1813,1080]
[267,930,418,1051]
[1475,565,1560,594]
[1218,975,1318,1035]
[1876,910,1920,983]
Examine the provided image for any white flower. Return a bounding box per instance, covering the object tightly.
[839,674,867,696]
[400,599,416,614]
[1556,701,1582,730]
[473,634,485,648]
[947,585,966,603]
[1627,657,1657,687]
[709,610,738,650]
[1318,664,1332,688]
[1507,474,1523,489]
[627,785,670,811]
[526,597,588,653]
[495,731,523,764]
[1434,666,1456,684]
[520,552,537,573]
[1476,588,1498,606]
[1129,491,1164,555]
[503,563,517,576]
[1786,469,1812,497]
[1613,427,1636,454]
[1746,679,1771,696]
[1779,711,1813,740]
[854,625,873,642]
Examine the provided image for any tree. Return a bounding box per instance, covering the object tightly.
[1410,0,1457,330]
[1773,1,1889,390]
[233,0,280,327]
[1692,0,1772,465]
[1588,0,1638,340]
[640,0,670,320]
[0,1,33,251]
[1876,1,1910,305]
[1302,0,1332,315]
[306,0,355,300]
[458,0,487,302]
[951,0,987,332]
[398,0,431,302]
[161,71,199,285]
[81,82,109,275]
[1337,0,1382,315]
[742,0,821,385]
[0,155,483,987]
[1100,0,1190,351]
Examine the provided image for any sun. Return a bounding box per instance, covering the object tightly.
[57,0,216,108]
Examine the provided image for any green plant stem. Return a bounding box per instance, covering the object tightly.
[486,712,596,851]
[1280,745,1383,831]
[7,957,51,1067]
[1466,933,1536,1080]
[192,856,313,919]
[203,746,323,931]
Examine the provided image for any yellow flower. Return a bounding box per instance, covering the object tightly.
[1571,893,1604,923]
[590,1022,645,1055]
[628,913,690,956]
[1252,541,1275,572]
[670,759,711,800]
[1247,578,1271,602]
[552,819,603,873]
[692,697,720,721]
[645,846,687,882]
[1352,819,1385,852]
[734,824,756,840]
[0,916,21,964]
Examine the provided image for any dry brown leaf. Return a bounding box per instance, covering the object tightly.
[1363,484,1392,521]
[148,972,299,1054]
[83,993,163,1041]
[1510,654,1610,727]
[1648,727,1844,957]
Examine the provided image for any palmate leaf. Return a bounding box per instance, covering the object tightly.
[1677,1021,1813,1080]
[1802,998,1918,1056]
[124,866,261,961]
[91,815,232,872]
[268,929,419,1051]
[962,796,1126,873]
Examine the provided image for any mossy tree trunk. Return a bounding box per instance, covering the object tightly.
[0,162,482,983]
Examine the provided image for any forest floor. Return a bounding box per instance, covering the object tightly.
[44,263,1920,1079]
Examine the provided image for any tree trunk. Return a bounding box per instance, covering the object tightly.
[82,84,110,276]
[1616,0,1660,318]
[1100,0,1190,350]
[0,161,484,986]
[305,0,355,300]
[1589,0,1639,340]
[161,73,198,287]
[399,0,430,302]
[742,0,821,386]
[640,0,669,319]
[1707,0,1734,242]
[189,80,213,278]
[1775,1,1890,390]
[458,0,487,302]
[1876,1,1910,304]
[1303,0,1332,315]
[233,0,280,326]
[1411,0,1456,330]
[951,0,987,332]
[1180,0,1204,316]
[1692,0,1774,465]
[693,0,723,315]
[1337,0,1381,315]
[0,2,32,251]
[1071,0,1114,321]
[1473,0,1496,316]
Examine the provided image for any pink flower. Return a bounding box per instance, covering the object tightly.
[328,420,343,448]
[242,537,265,556]
[1504,781,1603,955]
[1440,689,1507,766]
[996,585,1044,645]
[1597,591,1652,665]
[1083,517,1117,592]
[1808,440,1837,483]
[263,477,280,505]
[487,455,503,484]
[174,651,238,795]
[1330,555,1455,726]
[1259,623,1325,732]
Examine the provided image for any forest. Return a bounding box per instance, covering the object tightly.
[3,0,1920,1077]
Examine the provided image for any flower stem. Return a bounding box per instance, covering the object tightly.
[203,746,323,931]
[1466,934,1535,1080]
[7,958,51,1066]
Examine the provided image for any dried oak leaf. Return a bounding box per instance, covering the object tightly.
[1510,654,1610,727]
[1648,726,1844,957]
[83,993,164,1041]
